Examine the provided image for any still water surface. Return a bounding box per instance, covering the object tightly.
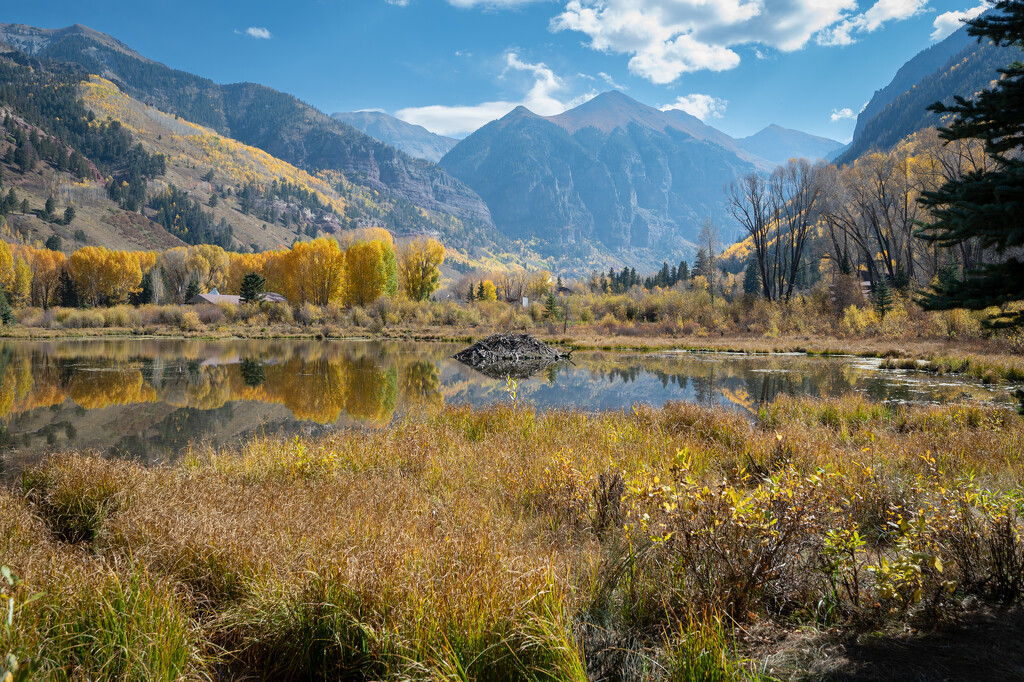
[0,338,1018,471]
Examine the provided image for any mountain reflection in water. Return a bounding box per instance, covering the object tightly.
[0,339,1018,472]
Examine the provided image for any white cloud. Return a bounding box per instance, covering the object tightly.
[830,107,855,121]
[551,0,860,84]
[598,72,627,89]
[395,52,595,136]
[447,0,545,7]
[818,0,928,46]
[385,0,411,5]
[551,0,931,83]
[660,94,728,121]
[243,27,272,39]
[931,1,989,41]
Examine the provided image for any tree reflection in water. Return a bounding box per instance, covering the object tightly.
[0,340,1017,471]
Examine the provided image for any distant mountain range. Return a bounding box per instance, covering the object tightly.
[838,16,1023,164]
[3,17,1007,271]
[332,111,458,163]
[439,91,840,251]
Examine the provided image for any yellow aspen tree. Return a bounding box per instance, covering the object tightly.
[68,246,108,306]
[398,237,444,301]
[26,247,65,308]
[293,237,346,305]
[345,239,397,306]
[226,252,267,293]
[481,280,497,301]
[0,241,15,294]
[11,257,31,307]
[184,245,229,293]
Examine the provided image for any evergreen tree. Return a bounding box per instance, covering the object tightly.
[0,290,12,325]
[57,269,79,308]
[43,195,55,219]
[917,1,1024,326]
[63,205,75,226]
[743,258,761,297]
[240,272,267,303]
[838,251,853,276]
[544,293,559,321]
[45,234,62,252]
[873,280,894,319]
[466,282,475,302]
[476,282,485,300]
[693,249,708,279]
[132,270,155,305]
[19,199,29,214]
[678,260,689,282]
[185,277,200,301]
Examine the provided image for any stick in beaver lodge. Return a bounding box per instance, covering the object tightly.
[453,333,573,379]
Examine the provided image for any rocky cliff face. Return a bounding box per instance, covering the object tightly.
[332,111,458,163]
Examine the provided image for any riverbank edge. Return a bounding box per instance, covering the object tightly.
[2,324,1022,383]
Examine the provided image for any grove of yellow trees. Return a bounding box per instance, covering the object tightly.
[1,228,448,313]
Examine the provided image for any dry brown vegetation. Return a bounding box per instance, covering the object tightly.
[2,395,1024,680]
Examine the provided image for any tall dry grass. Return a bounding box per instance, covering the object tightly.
[2,396,1023,679]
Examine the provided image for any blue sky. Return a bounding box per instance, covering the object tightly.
[8,1,990,141]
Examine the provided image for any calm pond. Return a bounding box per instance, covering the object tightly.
[0,338,1019,472]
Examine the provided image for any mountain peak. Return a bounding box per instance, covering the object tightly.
[548,90,671,134]
[736,125,843,166]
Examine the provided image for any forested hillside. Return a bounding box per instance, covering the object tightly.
[0,34,513,265]
[838,21,1023,163]
[0,23,495,237]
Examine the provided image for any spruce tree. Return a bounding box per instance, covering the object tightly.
[917,1,1024,326]
[743,258,761,297]
[185,277,200,301]
[239,272,267,303]
[0,290,13,325]
[132,270,155,305]
[693,249,708,279]
[466,282,475,302]
[873,280,894,319]
[57,269,79,308]
[544,293,559,321]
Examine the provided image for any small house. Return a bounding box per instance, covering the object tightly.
[186,288,287,305]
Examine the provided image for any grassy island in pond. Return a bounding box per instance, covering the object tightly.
[3,396,1024,680]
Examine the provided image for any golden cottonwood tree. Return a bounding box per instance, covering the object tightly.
[185,245,229,293]
[345,239,397,306]
[480,280,497,301]
[69,246,144,306]
[398,237,444,301]
[225,252,268,293]
[0,241,15,295]
[11,257,31,307]
[25,247,66,308]
[159,247,191,303]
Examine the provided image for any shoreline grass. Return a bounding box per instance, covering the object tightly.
[3,396,1024,679]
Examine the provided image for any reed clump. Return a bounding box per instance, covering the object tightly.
[2,396,1024,679]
